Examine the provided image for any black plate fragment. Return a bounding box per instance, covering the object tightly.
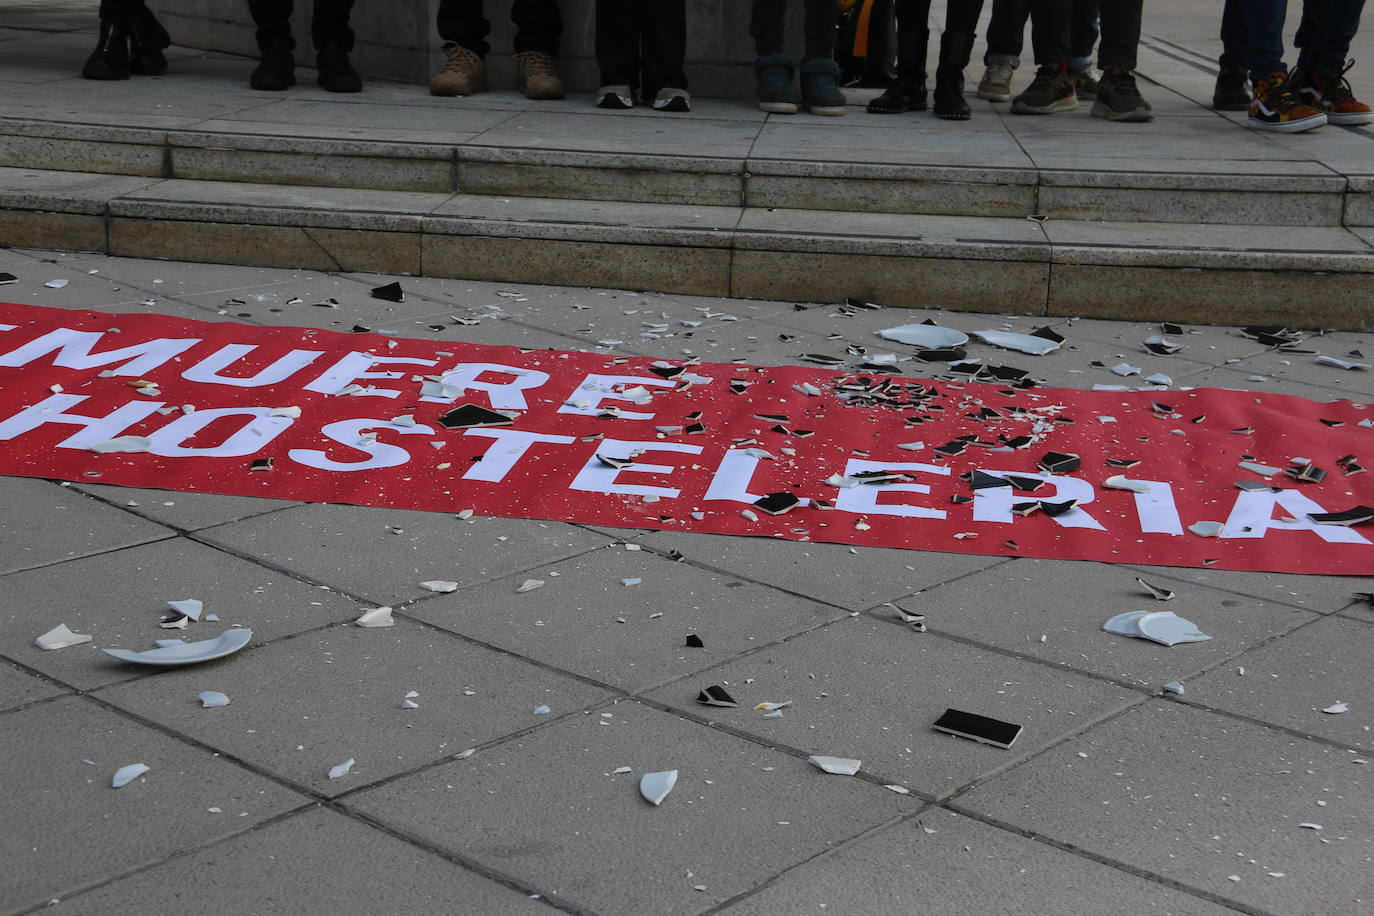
[932,708,1022,749]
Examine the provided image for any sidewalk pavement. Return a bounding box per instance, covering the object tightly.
[0,245,1371,915]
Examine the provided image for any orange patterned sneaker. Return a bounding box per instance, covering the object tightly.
[1248,70,1326,132]
[1293,61,1374,126]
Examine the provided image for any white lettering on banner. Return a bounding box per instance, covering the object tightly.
[0,394,163,449]
[147,407,288,457]
[289,419,434,471]
[181,344,325,388]
[303,353,439,398]
[569,439,704,498]
[704,449,811,507]
[557,374,675,421]
[1122,479,1184,535]
[1222,489,1372,544]
[0,328,199,375]
[461,428,577,482]
[423,364,550,410]
[972,471,1106,529]
[835,460,950,519]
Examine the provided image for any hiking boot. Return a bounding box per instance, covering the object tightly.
[1292,61,1374,126]
[1091,67,1153,121]
[977,60,1014,101]
[867,28,928,114]
[1071,64,1100,99]
[129,6,171,76]
[652,87,691,112]
[431,41,488,96]
[316,43,361,93]
[932,31,976,120]
[513,51,565,100]
[1011,63,1077,114]
[1248,70,1326,132]
[1212,64,1251,110]
[800,57,846,116]
[596,84,633,109]
[82,19,131,81]
[755,53,800,114]
[250,43,294,90]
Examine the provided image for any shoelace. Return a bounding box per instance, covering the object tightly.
[1107,71,1141,102]
[517,52,557,78]
[1318,60,1358,102]
[443,45,480,73]
[1026,65,1063,92]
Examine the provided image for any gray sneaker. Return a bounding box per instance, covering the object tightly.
[977,61,1014,101]
[653,87,691,112]
[1011,64,1078,114]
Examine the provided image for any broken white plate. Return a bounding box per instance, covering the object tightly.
[420,580,458,593]
[1104,475,1151,493]
[354,606,394,627]
[1188,520,1224,538]
[111,763,149,788]
[970,330,1060,356]
[877,323,969,349]
[1136,612,1211,646]
[328,759,355,780]
[1102,611,1149,637]
[35,623,92,650]
[639,769,678,806]
[86,435,152,454]
[515,579,545,593]
[103,629,252,666]
[166,598,203,621]
[1322,702,1350,714]
[198,690,230,708]
[808,755,861,776]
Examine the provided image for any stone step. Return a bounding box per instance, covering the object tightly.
[0,115,1366,227]
[3,166,1372,329]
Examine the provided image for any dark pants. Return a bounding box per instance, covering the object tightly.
[595,0,687,98]
[750,0,835,60]
[99,0,147,21]
[895,0,985,34]
[985,0,1099,65]
[1095,0,1141,69]
[437,0,563,56]
[248,0,355,51]
[1222,0,1366,81]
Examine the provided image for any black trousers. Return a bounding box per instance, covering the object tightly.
[984,0,1099,62]
[750,0,835,60]
[1095,0,1141,69]
[99,0,148,21]
[895,0,985,34]
[247,0,355,51]
[595,0,687,98]
[437,0,563,56]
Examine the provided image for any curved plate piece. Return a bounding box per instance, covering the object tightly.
[640,769,678,806]
[878,324,970,349]
[970,330,1061,355]
[1136,611,1211,646]
[1102,611,1148,637]
[808,755,862,776]
[111,763,149,788]
[102,629,253,666]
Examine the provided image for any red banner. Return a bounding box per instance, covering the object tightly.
[0,301,1370,575]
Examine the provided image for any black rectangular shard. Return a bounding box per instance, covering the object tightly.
[932,708,1022,749]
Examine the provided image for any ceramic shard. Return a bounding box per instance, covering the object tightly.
[808,755,861,775]
[354,606,395,627]
[1135,611,1211,646]
[87,435,152,454]
[166,599,203,621]
[931,709,1022,749]
[198,690,230,708]
[420,580,459,593]
[111,763,149,788]
[877,323,969,349]
[970,329,1060,355]
[328,759,355,779]
[639,769,678,805]
[437,404,516,429]
[697,685,738,708]
[370,282,404,302]
[103,629,253,666]
[1136,577,1175,601]
[35,623,92,650]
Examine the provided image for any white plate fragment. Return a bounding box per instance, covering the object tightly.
[166,599,203,621]
[1104,475,1151,493]
[639,769,678,806]
[1316,356,1369,371]
[532,704,551,715]
[111,763,149,788]
[1188,520,1223,537]
[1322,702,1350,715]
[1102,611,1149,637]
[86,435,152,454]
[420,580,458,593]
[515,579,545,593]
[970,329,1060,355]
[328,759,355,780]
[1110,363,1141,377]
[1136,612,1211,646]
[35,623,92,650]
[1239,461,1281,477]
[198,690,230,708]
[103,629,253,666]
[45,278,69,289]
[877,324,969,349]
[808,755,861,776]
[1161,681,1186,696]
[354,606,394,627]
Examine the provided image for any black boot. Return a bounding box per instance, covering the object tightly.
[867,29,928,113]
[933,31,975,120]
[251,41,295,91]
[82,19,132,81]
[316,44,362,93]
[129,6,171,76]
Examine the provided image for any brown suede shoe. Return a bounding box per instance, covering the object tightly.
[431,41,488,96]
[513,50,565,100]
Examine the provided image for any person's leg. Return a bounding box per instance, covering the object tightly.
[85,0,139,80]
[128,0,172,75]
[800,0,845,114]
[511,0,565,99]
[1213,0,1252,109]
[1244,0,1287,85]
[984,0,1030,66]
[1011,0,1076,113]
[312,0,360,91]
[1069,0,1098,69]
[247,0,296,89]
[1292,0,1372,125]
[1246,0,1325,131]
[641,0,689,107]
[594,0,640,107]
[750,0,786,57]
[437,0,492,56]
[869,0,932,113]
[934,0,988,120]
[1091,0,1151,121]
[752,0,799,113]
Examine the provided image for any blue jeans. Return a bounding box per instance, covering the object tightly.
[1221,0,1367,82]
[984,0,1100,68]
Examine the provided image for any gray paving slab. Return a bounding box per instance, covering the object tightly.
[634,530,1008,611]
[0,696,307,912]
[197,502,611,605]
[406,543,847,692]
[642,616,1141,798]
[69,482,300,532]
[0,259,156,310]
[1054,316,1272,365]
[0,659,67,713]
[1174,366,1371,405]
[958,701,1374,916]
[1125,561,1367,617]
[345,699,915,915]
[0,537,362,690]
[173,275,456,330]
[900,556,1319,689]
[0,477,173,575]
[1220,348,1374,401]
[726,809,1236,916]
[1185,614,1374,752]
[71,255,324,299]
[52,807,546,915]
[94,617,613,798]
[468,110,760,158]
[211,98,518,134]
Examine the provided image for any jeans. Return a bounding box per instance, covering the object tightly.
[1224,0,1366,82]
[750,0,836,60]
[985,0,1099,67]
[437,0,564,56]
[248,0,355,51]
[595,0,687,98]
[1095,0,1141,69]
[895,0,985,34]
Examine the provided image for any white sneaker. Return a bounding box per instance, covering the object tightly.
[596,84,633,109]
[653,87,691,112]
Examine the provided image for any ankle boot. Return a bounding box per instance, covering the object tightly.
[317,44,362,93]
[251,41,295,91]
[933,31,976,120]
[129,6,171,76]
[867,29,929,113]
[82,19,132,81]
